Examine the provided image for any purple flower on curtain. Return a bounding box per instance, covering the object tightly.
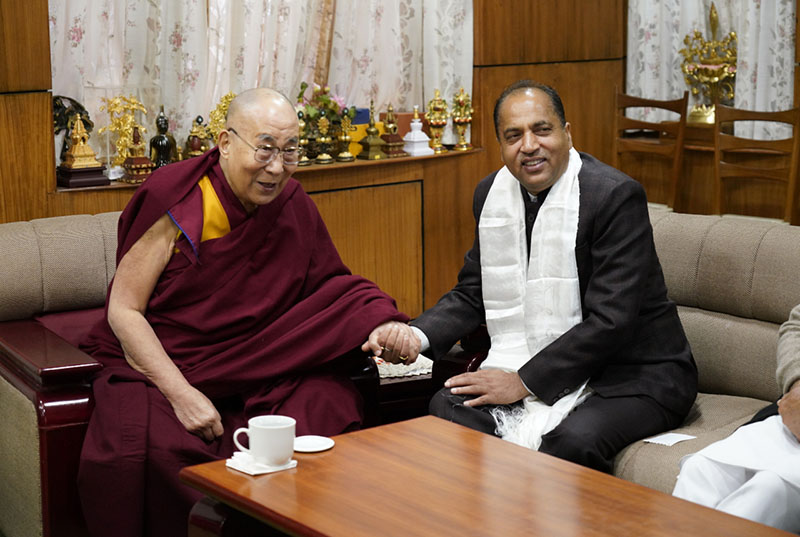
[122,49,134,81]
[356,52,371,73]
[68,17,84,47]
[169,24,185,52]
[177,53,200,90]
[235,48,245,76]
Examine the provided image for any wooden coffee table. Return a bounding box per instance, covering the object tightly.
[180,416,792,536]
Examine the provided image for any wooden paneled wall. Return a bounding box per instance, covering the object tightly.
[0,0,55,224]
[471,0,627,181]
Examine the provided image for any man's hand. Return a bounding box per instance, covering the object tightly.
[778,380,800,441]
[362,321,420,364]
[445,369,529,407]
[168,385,224,442]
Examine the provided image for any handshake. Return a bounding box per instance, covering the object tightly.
[361,320,422,364]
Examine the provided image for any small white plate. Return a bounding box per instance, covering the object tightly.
[294,435,335,453]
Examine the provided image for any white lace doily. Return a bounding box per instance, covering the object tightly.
[374,354,433,378]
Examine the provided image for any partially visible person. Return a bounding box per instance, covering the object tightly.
[78,88,417,537]
[673,303,800,533]
[409,80,698,473]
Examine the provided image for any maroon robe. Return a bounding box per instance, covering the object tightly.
[78,148,407,537]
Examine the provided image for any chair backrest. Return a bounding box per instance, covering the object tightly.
[0,212,121,321]
[613,91,688,209]
[713,104,800,224]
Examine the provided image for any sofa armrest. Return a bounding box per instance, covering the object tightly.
[0,319,102,537]
[0,320,101,391]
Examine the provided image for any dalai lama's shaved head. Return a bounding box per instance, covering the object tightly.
[226,88,294,126]
[218,87,299,213]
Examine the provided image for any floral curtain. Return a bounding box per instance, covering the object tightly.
[626,0,795,138]
[48,0,473,160]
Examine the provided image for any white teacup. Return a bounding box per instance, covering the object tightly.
[233,415,296,467]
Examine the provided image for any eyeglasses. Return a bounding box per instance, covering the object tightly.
[227,127,300,165]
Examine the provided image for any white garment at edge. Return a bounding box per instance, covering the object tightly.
[478,147,591,450]
[673,415,800,533]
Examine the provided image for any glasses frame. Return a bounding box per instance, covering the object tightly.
[226,127,300,165]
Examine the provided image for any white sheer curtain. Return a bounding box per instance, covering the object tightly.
[50,0,207,160]
[626,0,795,138]
[48,0,473,151]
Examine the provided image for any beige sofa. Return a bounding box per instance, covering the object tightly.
[614,208,800,493]
[1,208,799,537]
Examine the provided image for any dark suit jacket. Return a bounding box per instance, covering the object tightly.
[412,152,698,416]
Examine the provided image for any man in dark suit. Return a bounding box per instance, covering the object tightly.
[409,80,698,473]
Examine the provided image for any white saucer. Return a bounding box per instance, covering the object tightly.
[294,435,335,453]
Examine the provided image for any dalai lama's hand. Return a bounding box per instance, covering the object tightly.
[445,370,529,407]
[169,385,224,443]
[362,321,420,364]
[778,380,800,441]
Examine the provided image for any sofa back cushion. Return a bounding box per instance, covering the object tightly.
[650,210,800,401]
[0,212,120,321]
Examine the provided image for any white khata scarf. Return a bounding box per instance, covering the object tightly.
[478,147,591,450]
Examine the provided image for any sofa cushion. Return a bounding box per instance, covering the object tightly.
[614,393,769,494]
[678,306,781,402]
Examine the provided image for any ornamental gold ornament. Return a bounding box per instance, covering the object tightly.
[451,88,474,151]
[425,89,449,154]
[208,91,236,142]
[679,2,737,124]
[98,95,148,167]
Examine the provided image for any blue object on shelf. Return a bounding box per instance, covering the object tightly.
[352,108,369,124]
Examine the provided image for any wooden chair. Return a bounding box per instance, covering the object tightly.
[713,104,800,224]
[613,91,688,209]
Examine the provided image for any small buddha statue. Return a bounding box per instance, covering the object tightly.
[149,106,178,168]
[122,126,155,183]
[185,116,211,158]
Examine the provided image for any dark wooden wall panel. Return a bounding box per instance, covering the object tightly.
[0,0,51,92]
[474,0,625,66]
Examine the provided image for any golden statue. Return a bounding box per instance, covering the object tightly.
[451,88,474,151]
[297,111,312,166]
[61,114,103,169]
[98,95,148,167]
[185,116,212,158]
[314,113,335,165]
[679,2,737,123]
[357,101,387,161]
[380,103,408,158]
[425,89,449,154]
[121,126,155,184]
[336,108,356,162]
[208,91,236,142]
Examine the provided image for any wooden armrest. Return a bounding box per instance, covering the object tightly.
[0,319,102,390]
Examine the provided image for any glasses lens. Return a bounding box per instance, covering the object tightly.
[282,149,299,164]
[254,147,276,164]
